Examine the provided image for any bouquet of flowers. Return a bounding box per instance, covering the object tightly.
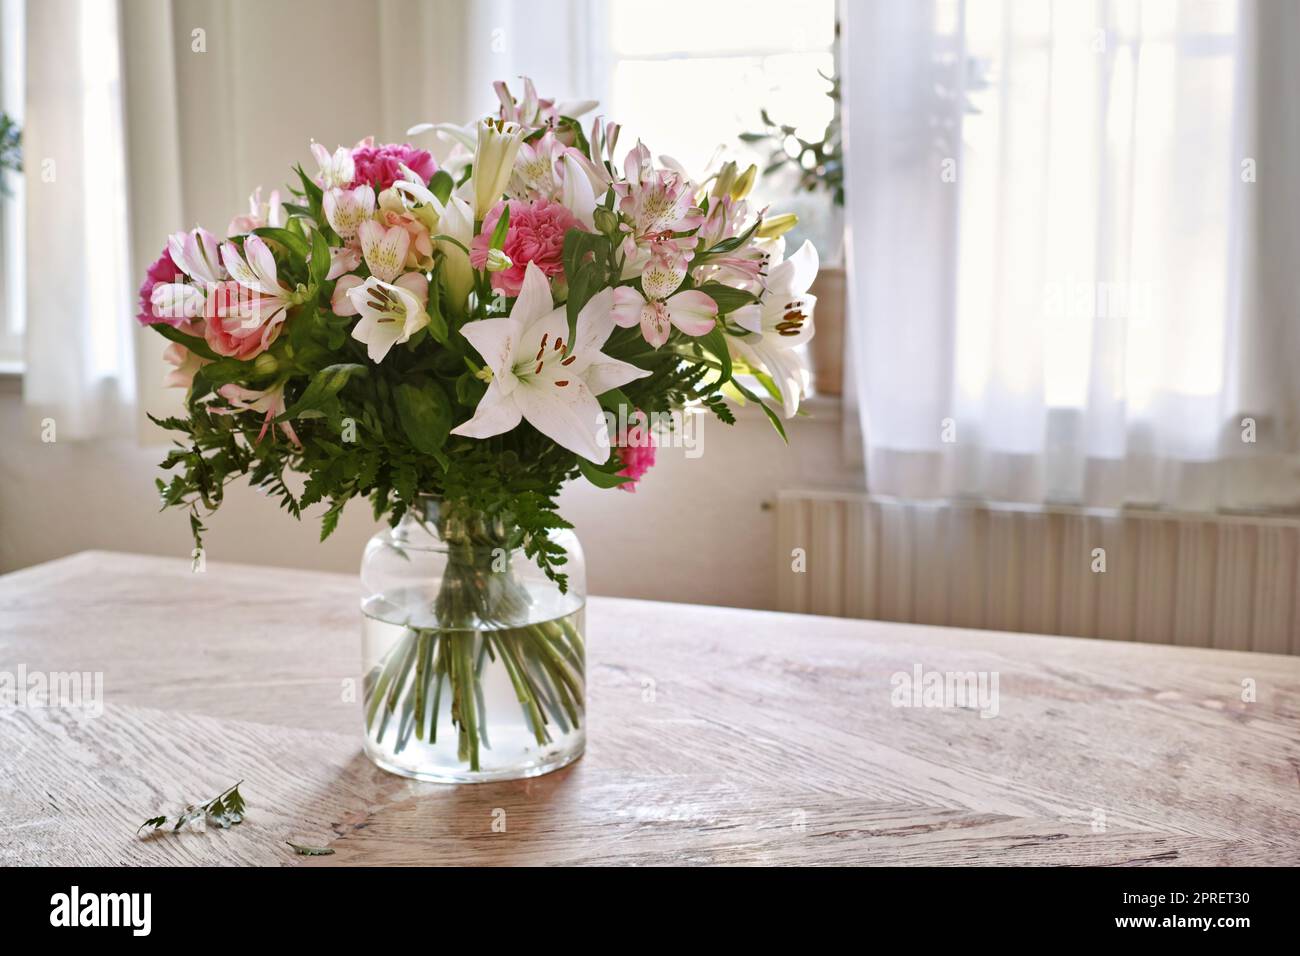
[140,78,817,780]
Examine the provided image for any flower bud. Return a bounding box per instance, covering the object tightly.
[253,352,279,377]
[756,212,798,239]
[730,164,757,201]
[711,161,738,199]
[485,248,513,273]
[593,206,619,235]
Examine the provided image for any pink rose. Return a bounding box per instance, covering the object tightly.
[350,143,437,192]
[470,199,584,297]
[614,411,656,492]
[136,247,183,326]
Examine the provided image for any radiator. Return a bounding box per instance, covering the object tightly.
[775,490,1300,654]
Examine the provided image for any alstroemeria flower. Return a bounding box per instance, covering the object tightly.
[227,187,284,236]
[390,177,475,310]
[148,227,228,324]
[452,261,650,463]
[614,142,704,257]
[326,242,362,280]
[357,220,410,282]
[210,235,294,359]
[311,142,355,189]
[510,130,565,199]
[217,382,301,446]
[494,77,597,131]
[334,274,430,362]
[730,240,818,417]
[610,253,717,348]
[161,342,209,390]
[323,184,375,239]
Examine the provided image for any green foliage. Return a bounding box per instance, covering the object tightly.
[0,113,19,196]
[741,73,842,206]
[137,781,246,835]
[286,842,335,856]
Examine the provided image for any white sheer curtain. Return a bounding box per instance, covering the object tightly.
[843,0,1300,512]
[22,0,136,439]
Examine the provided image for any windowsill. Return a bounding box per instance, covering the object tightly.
[0,360,20,394]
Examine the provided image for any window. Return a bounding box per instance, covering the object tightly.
[586,0,837,210]
[0,0,24,371]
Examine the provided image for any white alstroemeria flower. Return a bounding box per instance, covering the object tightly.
[357,220,410,283]
[227,187,285,236]
[452,261,650,463]
[335,274,430,362]
[150,227,228,322]
[311,143,355,189]
[219,235,295,337]
[610,253,717,349]
[730,240,818,418]
[322,184,375,240]
[472,118,524,221]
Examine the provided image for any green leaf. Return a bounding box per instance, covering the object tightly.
[426,268,449,344]
[309,225,331,287]
[578,456,632,489]
[597,387,632,415]
[699,327,733,386]
[394,380,452,455]
[287,842,335,856]
[429,169,453,206]
[695,282,759,315]
[252,226,310,263]
[732,379,788,442]
[283,363,368,419]
[489,203,511,250]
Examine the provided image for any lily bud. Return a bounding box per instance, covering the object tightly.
[473,118,524,221]
[711,161,738,200]
[730,164,757,201]
[485,248,513,273]
[756,212,798,239]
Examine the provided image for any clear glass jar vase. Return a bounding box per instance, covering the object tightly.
[359,497,586,783]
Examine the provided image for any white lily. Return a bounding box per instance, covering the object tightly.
[322,184,375,240]
[730,240,819,417]
[311,143,355,189]
[472,118,524,221]
[561,151,597,230]
[336,274,430,362]
[452,261,650,463]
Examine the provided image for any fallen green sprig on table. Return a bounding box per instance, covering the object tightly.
[137,781,245,835]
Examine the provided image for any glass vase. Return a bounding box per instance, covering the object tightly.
[359,497,586,783]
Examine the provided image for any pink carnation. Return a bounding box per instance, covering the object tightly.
[350,143,437,192]
[470,199,584,297]
[136,247,182,326]
[614,412,656,492]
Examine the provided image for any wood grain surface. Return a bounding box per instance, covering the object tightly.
[1,551,1297,866]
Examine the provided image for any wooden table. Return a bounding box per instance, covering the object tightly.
[1,551,1297,866]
